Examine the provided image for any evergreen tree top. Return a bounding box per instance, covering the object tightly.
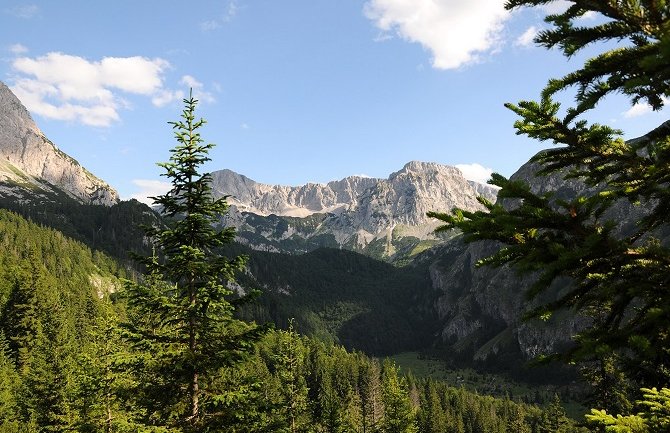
[506,0,670,119]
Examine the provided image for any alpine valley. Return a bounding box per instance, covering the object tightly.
[0,79,590,373]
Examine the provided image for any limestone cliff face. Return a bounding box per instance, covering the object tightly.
[212,161,498,259]
[427,142,658,363]
[211,169,378,217]
[0,81,118,206]
[351,161,490,229]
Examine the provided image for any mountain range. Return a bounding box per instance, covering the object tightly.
[1,79,640,377]
[212,161,498,261]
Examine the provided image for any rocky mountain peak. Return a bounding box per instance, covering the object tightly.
[0,81,119,206]
[390,160,462,179]
[214,162,499,259]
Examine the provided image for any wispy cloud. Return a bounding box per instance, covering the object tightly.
[225,0,239,21]
[180,75,215,103]
[623,103,653,119]
[515,26,539,47]
[128,179,172,205]
[6,4,39,19]
[539,0,571,14]
[364,0,510,70]
[200,0,240,31]
[8,43,28,54]
[9,52,190,126]
[539,1,598,20]
[455,163,495,184]
[579,11,598,20]
[200,20,221,31]
[152,89,185,107]
[622,98,669,119]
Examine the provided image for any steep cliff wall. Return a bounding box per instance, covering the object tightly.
[0,81,118,206]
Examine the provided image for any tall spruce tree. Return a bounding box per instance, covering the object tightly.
[428,0,670,392]
[380,360,417,433]
[2,251,43,373]
[359,357,383,433]
[123,92,263,432]
[0,334,20,432]
[273,321,310,433]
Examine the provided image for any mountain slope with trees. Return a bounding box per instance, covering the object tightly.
[0,93,589,433]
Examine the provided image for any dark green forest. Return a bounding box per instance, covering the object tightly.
[233,245,437,355]
[0,207,586,432]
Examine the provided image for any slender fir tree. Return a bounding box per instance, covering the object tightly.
[274,321,310,433]
[359,358,383,433]
[380,360,417,433]
[0,334,20,432]
[1,251,43,373]
[123,92,263,432]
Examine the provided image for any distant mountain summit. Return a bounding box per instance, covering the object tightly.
[211,169,378,217]
[212,161,498,260]
[0,81,118,206]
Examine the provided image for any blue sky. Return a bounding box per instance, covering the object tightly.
[1,1,668,203]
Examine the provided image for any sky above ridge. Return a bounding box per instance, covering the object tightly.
[1,1,668,204]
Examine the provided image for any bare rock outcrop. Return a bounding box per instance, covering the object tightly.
[212,161,498,258]
[0,81,118,206]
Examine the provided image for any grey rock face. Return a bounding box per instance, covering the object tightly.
[427,143,659,363]
[211,169,378,217]
[427,155,599,363]
[211,161,497,258]
[0,81,118,206]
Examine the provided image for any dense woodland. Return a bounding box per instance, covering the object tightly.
[0,208,584,432]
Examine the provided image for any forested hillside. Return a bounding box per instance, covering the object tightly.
[0,194,158,265]
[0,208,126,431]
[0,204,586,432]
[233,245,437,355]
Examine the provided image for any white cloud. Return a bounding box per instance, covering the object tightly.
[622,98,669,118]
[455,163,494,184]
[200,20,221,31]
[364,0,510,70]
[8,43,28,54]
[99,56,170,94]
[152,89,185,107]
[6,4,39,19]
[180,75,215,103]
[373,32,393,42]
[9,52,180,126]
[200,0,240,31]
[580,11,598,20]
[180,75,202,89]
[539,1,600,21]
[128,179,172,205]
[623,103,653,118]
[540,0,571,15]
[225,0,239,21]
[515,26,539,47]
